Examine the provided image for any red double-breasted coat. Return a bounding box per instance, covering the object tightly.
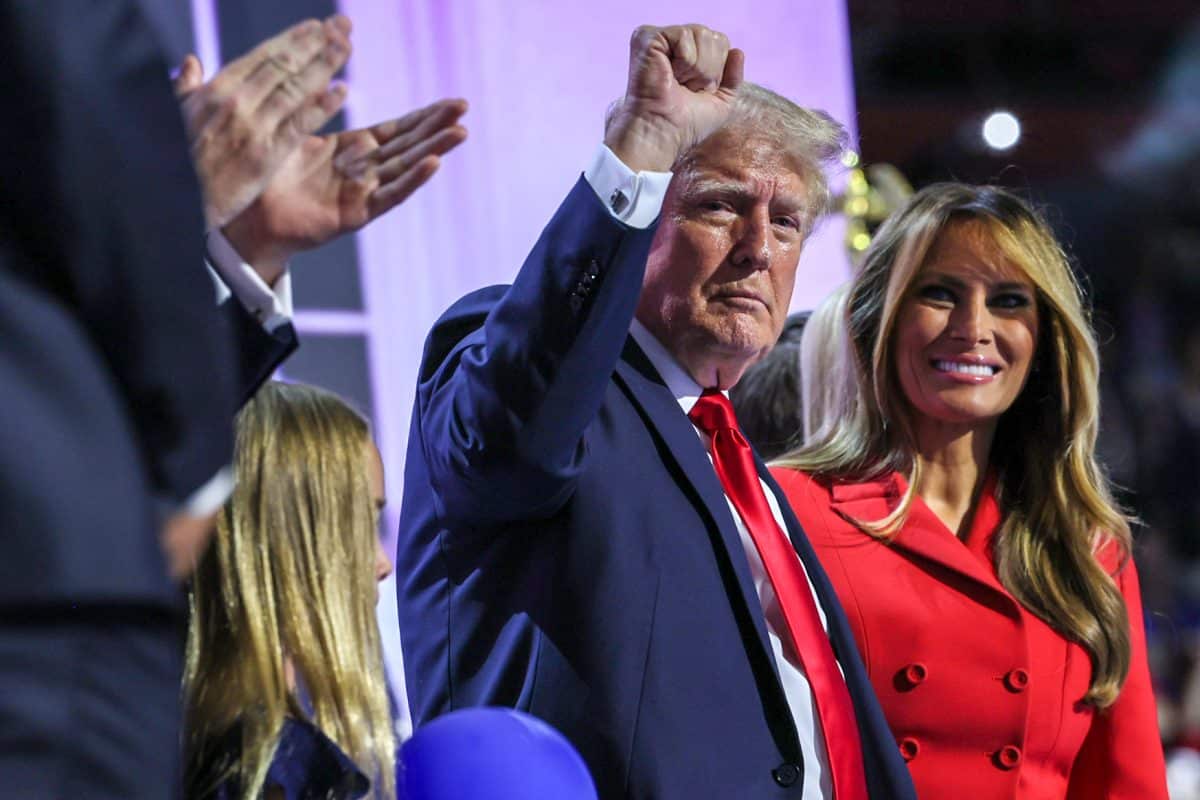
[771,467,1167,799]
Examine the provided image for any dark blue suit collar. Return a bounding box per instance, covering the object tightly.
[615,336,900,778]
[614,336,803,759]
[627,318,707,407]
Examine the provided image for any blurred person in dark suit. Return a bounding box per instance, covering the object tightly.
[0,4,464,796]
[0,2,247,796]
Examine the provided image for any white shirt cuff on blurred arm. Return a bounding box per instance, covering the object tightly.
[583,143,672,230]
[180,465,233,517]
[205,230,294,333]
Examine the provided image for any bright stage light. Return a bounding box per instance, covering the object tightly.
[982,111,1021,151]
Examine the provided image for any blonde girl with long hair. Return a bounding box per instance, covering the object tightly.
[771,183,1167,798]
[184,381,395,800]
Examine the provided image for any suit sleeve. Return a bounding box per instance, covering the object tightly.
[1065,558,1169,799]
[0,1,237,505]
[219,298,298,407]
[415,177,659,526]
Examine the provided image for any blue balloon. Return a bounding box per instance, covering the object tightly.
[400,708,597,800]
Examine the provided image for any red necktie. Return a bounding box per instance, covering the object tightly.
[689,389,868,800]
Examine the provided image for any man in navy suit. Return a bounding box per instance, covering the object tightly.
[397,24,916,799]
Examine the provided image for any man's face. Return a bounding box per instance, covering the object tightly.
[636,129,811,389]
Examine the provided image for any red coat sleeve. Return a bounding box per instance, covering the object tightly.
[1066,558,1168,799]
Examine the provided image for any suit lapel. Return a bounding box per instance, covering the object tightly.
[612,340,779,677]
[828,472,1010,599]
[759,464,862,663]
[759,463,912,784]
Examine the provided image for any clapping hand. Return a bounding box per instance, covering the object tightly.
[221,98,468,284]
[174,15,353,230]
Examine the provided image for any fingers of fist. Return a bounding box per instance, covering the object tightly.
[664,25,730,91]
[631,24,734,93]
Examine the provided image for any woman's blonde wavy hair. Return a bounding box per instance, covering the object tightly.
[184,381,395,798]
[777,183,1133,707]
[799,283,864,449]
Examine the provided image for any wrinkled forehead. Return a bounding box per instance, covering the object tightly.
[674,128,812,201]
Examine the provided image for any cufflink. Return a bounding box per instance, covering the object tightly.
[609,188,629,215]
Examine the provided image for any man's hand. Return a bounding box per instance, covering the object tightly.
[174,16,353,230]
[160,510,217,581]
[605,25,744,173]
[221,98,469,286]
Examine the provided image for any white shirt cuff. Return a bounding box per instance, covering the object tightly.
[205,230,294,333]
[181,465,234,517]
[583,143,672,229]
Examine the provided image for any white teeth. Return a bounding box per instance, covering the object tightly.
[933,360,996,377]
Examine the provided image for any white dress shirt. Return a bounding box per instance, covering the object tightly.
[206,229,294,333]
[585,143,835,799]
[178,230,294,517]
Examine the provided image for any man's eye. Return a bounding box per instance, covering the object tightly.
[699,199,732,213]
[773,215,800,230]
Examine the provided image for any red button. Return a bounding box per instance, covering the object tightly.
[895,663,928,691]
[899,737,920,762]
[994,745,1022,769]
[1004,668,1030,692]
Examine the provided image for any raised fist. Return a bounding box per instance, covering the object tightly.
[604,24,744,173]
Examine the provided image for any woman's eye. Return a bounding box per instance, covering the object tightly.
[991,292,1032,309]
[919,285,955,303]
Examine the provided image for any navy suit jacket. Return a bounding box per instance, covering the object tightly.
[0,1,294,609]
[397,178,915,799]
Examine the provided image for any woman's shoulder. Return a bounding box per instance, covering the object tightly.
[769,466,902,544]
[770,466,900,513]
[768,465,828,505]
[267,717,369,800]
[1091,534,1136,584]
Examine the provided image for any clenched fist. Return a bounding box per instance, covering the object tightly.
[605,25,744,173]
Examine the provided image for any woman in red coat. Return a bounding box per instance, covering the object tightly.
[771,183,1168,799]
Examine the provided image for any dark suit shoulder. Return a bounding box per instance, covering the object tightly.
[419,285,508,380]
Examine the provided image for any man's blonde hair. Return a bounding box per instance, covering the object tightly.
[674,82,849,234]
